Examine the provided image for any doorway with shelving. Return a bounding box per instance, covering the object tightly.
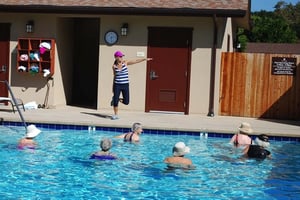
[70,18,100,109]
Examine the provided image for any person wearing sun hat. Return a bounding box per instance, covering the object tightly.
[111,50,153,120]
[164,142,195,169]
[230,122,253,147]
[17,124,41,150]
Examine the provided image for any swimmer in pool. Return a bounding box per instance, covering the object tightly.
[230,122,253,147]
[243,134,271,159]
[17,124,41,149]
[90,138,117,160]
[115,122,143,142]
[164,142,195,169]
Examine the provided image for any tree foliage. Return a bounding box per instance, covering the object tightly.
[274,1,300,40]
[249,11,297,43]
[238,1,300,45]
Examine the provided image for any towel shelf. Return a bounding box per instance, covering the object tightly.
[17,38,55,77]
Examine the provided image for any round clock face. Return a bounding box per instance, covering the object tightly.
[105,31,118,45]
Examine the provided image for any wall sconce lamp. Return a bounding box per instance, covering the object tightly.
[26,20,34,33]
[121,23,128,36]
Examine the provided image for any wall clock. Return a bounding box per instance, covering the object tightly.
[104,31,118,45]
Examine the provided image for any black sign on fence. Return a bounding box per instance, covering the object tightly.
[272,57,297,75]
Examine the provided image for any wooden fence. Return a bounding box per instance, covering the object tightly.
[219,52,300,120]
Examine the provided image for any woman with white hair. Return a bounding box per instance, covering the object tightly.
[90,138,117,160]
[115,122,143,142]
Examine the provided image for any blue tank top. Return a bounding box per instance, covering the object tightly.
[114,63,129,84]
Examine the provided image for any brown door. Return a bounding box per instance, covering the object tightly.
[145,27,192,114]
[0,23,10,97]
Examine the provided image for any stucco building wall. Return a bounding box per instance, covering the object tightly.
[0,13,234,115]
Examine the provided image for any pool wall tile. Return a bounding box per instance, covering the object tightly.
[1,120,299,142]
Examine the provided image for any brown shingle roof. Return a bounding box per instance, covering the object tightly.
[0,0,248,10]
[0,0,250,28]
[245,43,300,54]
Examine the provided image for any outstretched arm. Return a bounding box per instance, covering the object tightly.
[127,58,153,65]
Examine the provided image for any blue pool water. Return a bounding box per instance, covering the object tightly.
[0,125,299,199]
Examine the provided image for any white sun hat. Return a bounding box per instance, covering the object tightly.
[25,124,41,139]
[238,122,253,134]
[173,142,190,157]
[39,42,51,50]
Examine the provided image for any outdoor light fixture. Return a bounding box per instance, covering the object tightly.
[26,20,34,33]
[121,23,128,36]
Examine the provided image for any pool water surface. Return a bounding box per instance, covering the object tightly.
[0,125,299,199]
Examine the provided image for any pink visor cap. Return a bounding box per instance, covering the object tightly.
[114,51,125,57]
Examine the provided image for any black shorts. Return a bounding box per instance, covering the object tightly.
[247,145,271,159]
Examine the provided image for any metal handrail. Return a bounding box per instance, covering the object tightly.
[0,80,27,130]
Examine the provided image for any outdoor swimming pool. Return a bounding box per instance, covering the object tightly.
[0,124,299,199]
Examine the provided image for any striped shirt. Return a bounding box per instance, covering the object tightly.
[114,63,129,84]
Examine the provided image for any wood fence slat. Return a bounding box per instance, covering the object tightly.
[219,53,230,115]
[220,52,300,120]
[261,54,271,115]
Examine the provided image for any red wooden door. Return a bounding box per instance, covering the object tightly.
[146,27,192,114]
[0,23,10,97]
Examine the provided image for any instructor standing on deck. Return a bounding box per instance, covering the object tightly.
[111,50,152,120]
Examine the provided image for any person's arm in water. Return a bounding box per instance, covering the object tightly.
[114,133,126,138]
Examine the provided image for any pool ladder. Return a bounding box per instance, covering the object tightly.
[0,80,27,131]
[200,132,208,139]
[88,126,96,132]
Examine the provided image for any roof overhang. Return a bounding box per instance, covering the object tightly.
[0,5,246,17]
[0,5,249,29]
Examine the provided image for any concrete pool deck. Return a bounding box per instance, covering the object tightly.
[1,105,300,137]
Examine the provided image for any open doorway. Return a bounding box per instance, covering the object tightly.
[70,18,100,109]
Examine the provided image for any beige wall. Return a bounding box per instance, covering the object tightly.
[1,13,58,107]
[98,16,221,115]
[1,13,234,115]
[98,15,151,112]
[189,18,215,114]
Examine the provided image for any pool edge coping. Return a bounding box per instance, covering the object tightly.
[1,120,299,142]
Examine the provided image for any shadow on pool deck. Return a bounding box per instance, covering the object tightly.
[0,105,299,137]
